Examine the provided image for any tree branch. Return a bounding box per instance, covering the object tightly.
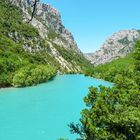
[28,0,39,23]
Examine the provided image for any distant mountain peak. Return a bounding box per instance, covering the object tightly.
[85,29,140,65]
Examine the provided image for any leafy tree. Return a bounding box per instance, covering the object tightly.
[133,40,140,87]
[0,0,59,87]
[70,41,140,140]
[13,64,57,87]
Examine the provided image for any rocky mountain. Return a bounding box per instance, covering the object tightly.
[85,29,140,65]
[2,0,89,73]
[14,0,80,52]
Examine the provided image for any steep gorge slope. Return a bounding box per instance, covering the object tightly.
[0,0,90,87]
[85,29,140,65]
[1,0,90,72]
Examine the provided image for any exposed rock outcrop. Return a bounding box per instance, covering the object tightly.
[7,0,88,72]
[85,29,140,65]
[11,0,80,52]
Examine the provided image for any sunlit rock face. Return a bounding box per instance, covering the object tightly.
[11,0,80,52]
[8,0,87,72]
[85,29,140,65]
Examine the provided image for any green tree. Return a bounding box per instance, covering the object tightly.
[133,40,140,87]
[12,64,57,87]
[70,41,140,140]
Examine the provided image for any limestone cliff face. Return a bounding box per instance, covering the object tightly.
[85,30,140,65]
[8,0,87,72]
[11,0,80,52]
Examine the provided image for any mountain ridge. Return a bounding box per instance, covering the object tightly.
[85,29,140,65]
[0,0,90,87]
[2,0,90,72]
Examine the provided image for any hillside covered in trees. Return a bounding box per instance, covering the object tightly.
[0,0,91,88]
[70,41,140,140]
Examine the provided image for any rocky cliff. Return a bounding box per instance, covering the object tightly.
[85,29,140,65]
[4,0,89,72]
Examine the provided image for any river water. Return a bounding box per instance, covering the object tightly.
[0,74,112,140]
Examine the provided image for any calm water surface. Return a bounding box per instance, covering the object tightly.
[0,74,112,140]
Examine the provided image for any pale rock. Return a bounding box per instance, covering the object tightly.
[85,29,140,65]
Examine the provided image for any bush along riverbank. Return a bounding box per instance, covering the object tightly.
[12,64,57,87]
[70,41,140,140]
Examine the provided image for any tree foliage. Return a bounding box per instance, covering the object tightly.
[84,54,134,82]
[70,41,140,140]
[13,64,57,87]
[0,0,58,87]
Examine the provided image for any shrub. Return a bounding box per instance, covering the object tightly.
[13,64,57,87]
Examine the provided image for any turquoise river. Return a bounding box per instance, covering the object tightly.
[0,74,112,140]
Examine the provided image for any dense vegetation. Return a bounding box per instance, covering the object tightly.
[0,0,92,87]
[53,43,91,72]
[84,54,134,82]
[0,1,58,87]
[70,41,140,140]
[13,64,56,87]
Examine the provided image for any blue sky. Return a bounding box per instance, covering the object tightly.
[41,0,140,53]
